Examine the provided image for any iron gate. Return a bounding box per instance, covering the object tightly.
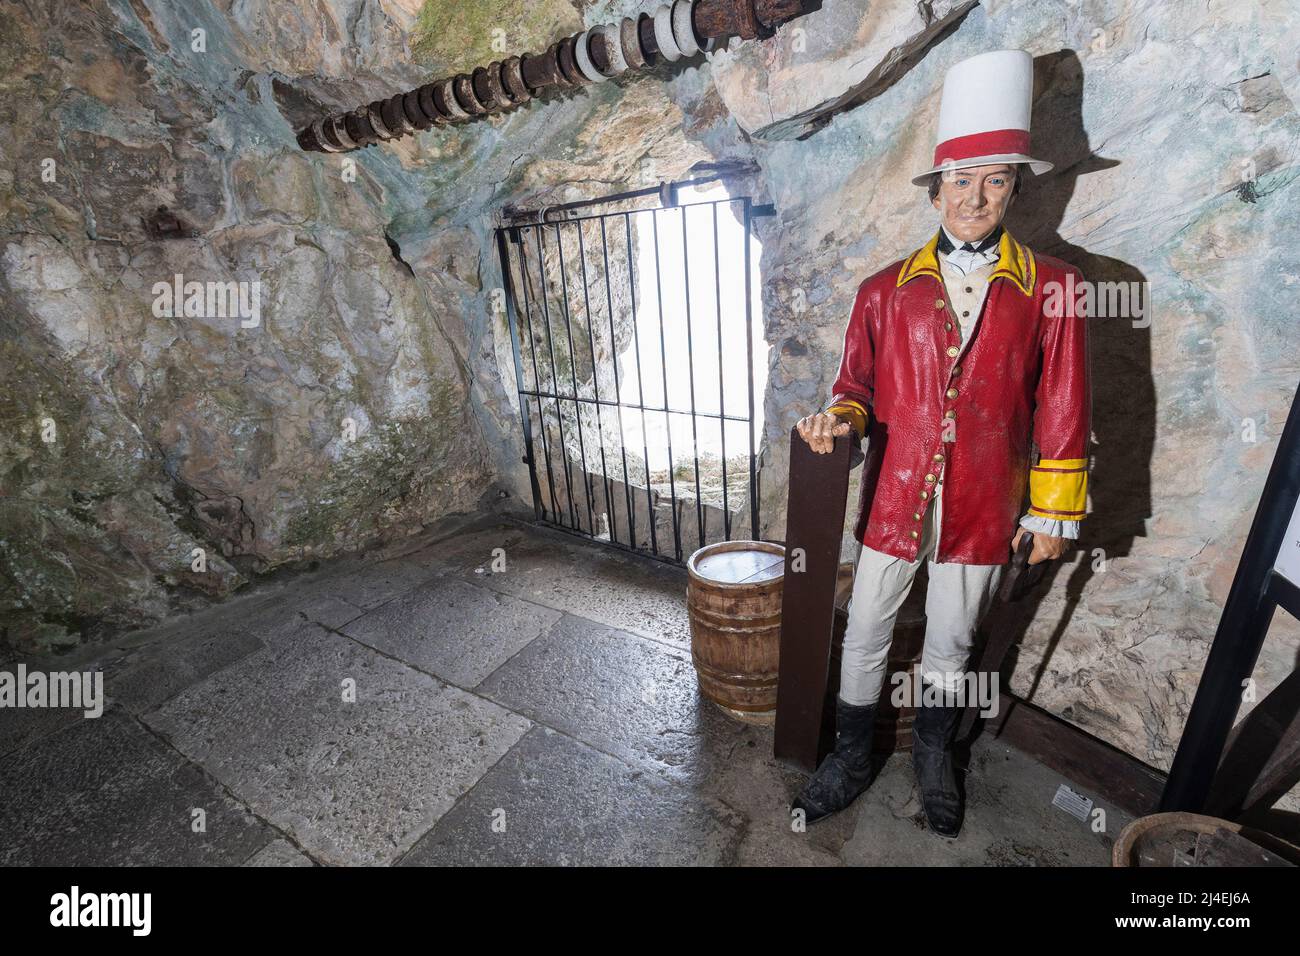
[494,179,770,564]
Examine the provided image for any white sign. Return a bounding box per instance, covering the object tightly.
[1051,783,1094,822]
[1276,495,1300,589]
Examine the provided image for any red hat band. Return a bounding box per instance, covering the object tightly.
[932,128,1032,169]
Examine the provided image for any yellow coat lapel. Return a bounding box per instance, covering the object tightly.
[897,228,1035,296]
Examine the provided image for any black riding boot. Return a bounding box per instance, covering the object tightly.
[790,697,879,825]
[912,681,965,837]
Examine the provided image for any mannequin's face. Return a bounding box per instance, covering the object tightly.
[930,164,1018,243]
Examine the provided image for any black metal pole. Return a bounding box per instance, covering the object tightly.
[504,175,728,224]
[625,211,659,557]
[680,205,706,552]
[515,227,559,523]
[650,209,683,561]
[574,223,615,541]
[712,201,731,541]
[742,197,760,540]
[553,223,597,536]
[535,226,579,529]
[1160,383,1300,811]
[496,227,544,522]
[513,390,748,422]
[600,216,637,548]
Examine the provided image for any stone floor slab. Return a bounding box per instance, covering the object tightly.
[476,613,753,791]
[144,621,531,865]
[0,710,272,866]
[400,726,744,866]
[0,665,113,759]
[340,577,560,688]
[108,628,265,715]
[839,737,1128,866]
[401,522,694,651]
[298,558,443,613]
[243,838,316,866]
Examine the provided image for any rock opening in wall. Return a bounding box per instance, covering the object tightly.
[501,180,770,562]
[624,181,768,528]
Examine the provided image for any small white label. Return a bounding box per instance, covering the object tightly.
[1052,783,1094,822]
[1275,497,1300,588]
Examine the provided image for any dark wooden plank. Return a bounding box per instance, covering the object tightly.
[773,427,852,772]
[1269,569,1300,621]
[1207,667,1300,818]
[993,698,1167,817]
[1194,827,1293,867]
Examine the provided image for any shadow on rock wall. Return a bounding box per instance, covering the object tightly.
[977,49,1155,721]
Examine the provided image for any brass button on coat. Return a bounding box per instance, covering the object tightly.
[944,410,956,420]
[934,299,945,309]
[913,512,922,520]
[933,453,945,462]
[924,473,936,483]
[910,530,919,539]
[946,387,959,399]
[944,322,953,331]
[920,490,929,499]
[946,346,959,357]
[951,365,961,376]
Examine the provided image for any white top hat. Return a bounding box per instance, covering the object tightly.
[911,49,1053,186]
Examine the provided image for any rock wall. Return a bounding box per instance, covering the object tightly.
[3,0,1300,785]
[0,0,494,651]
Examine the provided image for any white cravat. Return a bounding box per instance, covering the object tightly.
[938,223,1001,276]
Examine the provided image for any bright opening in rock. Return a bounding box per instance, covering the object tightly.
[502,179,770,557]
[616,181,769,529]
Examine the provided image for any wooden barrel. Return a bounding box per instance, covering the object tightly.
[1112,812,1300,867]
[686,540,785,725]
[830,560,927,753]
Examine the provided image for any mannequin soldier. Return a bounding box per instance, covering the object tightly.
[790,50,1092,837]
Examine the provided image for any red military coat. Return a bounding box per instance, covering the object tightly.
[824,228,1091,565]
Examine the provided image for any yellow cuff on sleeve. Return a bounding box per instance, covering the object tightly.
[825,399,868,438]
[1028,458,1088,520]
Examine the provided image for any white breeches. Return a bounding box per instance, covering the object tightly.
[838,483,1005,706]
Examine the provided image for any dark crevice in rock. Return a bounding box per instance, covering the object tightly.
[384,231,416,276]
[753,0,980,141]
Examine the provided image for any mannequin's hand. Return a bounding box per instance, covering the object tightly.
[796,412,851,454]
[1011,528,1067,565]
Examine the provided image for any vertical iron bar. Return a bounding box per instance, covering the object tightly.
[516,226,558,522]
[575,222,615,542]
[680,205,706,553]
[625,211,659,556]
[650,209,682,560]
[600,215,636,548]
[495,227,544,522]
[535,225,578,530]
[712,202,731,540]
[743,197,760,540]
[554,221,596,536]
